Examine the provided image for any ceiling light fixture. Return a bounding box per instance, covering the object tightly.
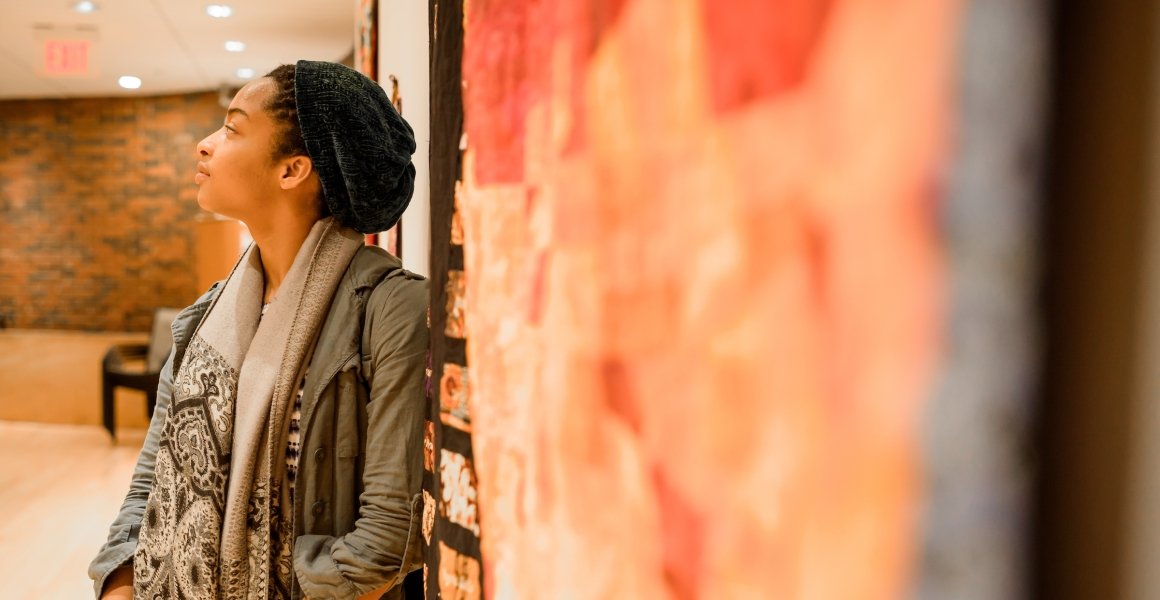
[118,76,142,89]
[224,40,245,52]
[205,4,233,18]
[73,1,98,13]
[236,68,254,79]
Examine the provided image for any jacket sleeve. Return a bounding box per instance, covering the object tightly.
[86,283,218,598]
[294,273,430,599]
[86,347,176,598]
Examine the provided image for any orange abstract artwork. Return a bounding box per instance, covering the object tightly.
[459,0,958,597]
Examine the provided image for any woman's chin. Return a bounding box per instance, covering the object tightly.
[196,193,226,217]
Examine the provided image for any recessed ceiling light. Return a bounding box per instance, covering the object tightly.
[224,40,245,52]
[118,76,141,89]
[73,1,98,13]
[205,4,233,18]
[236,68,254,79]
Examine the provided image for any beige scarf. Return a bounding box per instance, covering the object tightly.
[134,217,364,599]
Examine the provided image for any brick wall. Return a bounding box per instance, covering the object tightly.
[0,91,222,332]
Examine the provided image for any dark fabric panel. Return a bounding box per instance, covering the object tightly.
[425,1,475,598]
[434,520,483,558]
[439,425,474,457]
[443,338,467,367]
[448,244,464,271]
[428,3,463,386]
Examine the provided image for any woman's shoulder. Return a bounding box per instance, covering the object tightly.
[361,262,428,359]
[366,266,428,316]
[346,245,426,291]
[347,245,428,331]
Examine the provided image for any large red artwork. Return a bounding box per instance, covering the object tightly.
[459,0,959,596]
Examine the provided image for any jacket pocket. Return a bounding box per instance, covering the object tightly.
[335,355,364,460]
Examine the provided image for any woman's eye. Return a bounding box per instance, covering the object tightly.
[224,124,237,134]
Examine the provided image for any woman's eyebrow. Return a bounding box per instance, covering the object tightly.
[226,107,250,120]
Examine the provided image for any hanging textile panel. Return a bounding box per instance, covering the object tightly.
[423,0,484,598]
[456,0,960,597]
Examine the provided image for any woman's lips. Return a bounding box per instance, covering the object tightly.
[195,164,209,184]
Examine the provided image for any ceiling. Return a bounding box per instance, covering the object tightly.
[0,0,355,100]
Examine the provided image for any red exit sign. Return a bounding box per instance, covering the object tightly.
[44,39,89,76]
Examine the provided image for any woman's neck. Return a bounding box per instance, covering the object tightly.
[248,215,319,304]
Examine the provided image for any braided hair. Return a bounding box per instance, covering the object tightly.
[264,64,328,216]
[263,64,308,160]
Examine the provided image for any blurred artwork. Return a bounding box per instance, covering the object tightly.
[379,73,403,255]
[356,0,377,79]
[444,270,467,338]
[451,181,465,246]
[389,73,403,115]
[437,541,482,600]
[424,3,485,590]
[456,0,960,597]
[379,224,399,256]
[440,362,472,431]
[357,0,378,247]
[439,449,482,536]
[424,421,436,472]
[357,0,405,255]
[377,74,404,255]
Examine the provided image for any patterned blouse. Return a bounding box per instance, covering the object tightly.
[263,302,307,598]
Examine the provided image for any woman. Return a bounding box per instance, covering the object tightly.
[88,61,428,600]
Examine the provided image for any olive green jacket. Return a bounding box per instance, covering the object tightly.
[88,246,429,600]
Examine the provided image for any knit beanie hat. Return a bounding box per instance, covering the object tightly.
[294,60,416,234]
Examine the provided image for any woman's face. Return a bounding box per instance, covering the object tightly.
[195,78,283,222]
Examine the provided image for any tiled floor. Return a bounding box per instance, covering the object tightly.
[0,420,146,599]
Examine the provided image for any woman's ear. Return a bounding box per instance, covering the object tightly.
[279,155,314,190]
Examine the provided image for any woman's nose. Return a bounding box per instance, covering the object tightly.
[196,132,214,157]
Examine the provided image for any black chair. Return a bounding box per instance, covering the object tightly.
[101,308,180,440]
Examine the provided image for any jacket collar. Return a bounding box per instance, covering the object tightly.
[170,245,402,381]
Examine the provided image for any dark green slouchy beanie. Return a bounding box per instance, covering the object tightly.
[294,60,416,234]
